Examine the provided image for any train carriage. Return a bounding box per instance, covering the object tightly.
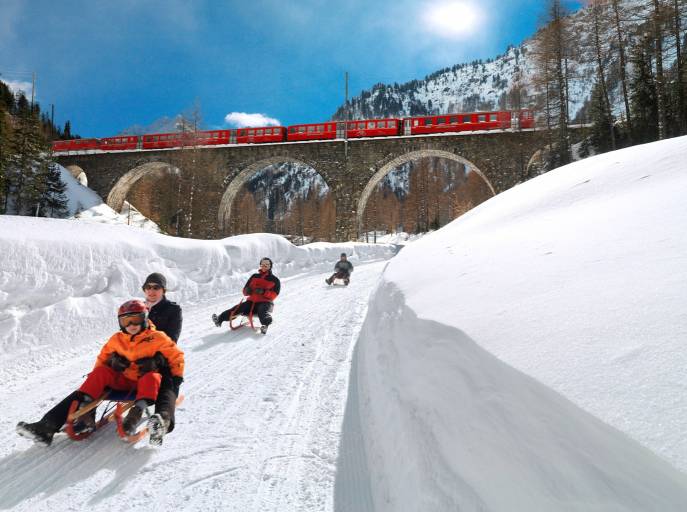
[99,135,139,151]
[287,122,338,142]
[346,118,400,138]
[193,129,232,146]
[404,111,512,136]
[52,138,100,152]
[235,126,287,144]
[515,109,535,129]
[142,132,186,150]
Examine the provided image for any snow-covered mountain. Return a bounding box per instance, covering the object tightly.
[246,163,329,221]
[332,1,651,123]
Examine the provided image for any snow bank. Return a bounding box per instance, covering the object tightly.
[353,136,687,510]
[0,217,395,375]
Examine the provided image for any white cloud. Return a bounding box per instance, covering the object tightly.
[5,80,33,98]
[422,0,483,40]
[224,112,281,128]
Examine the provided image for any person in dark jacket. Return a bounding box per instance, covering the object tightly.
[326,253,354,285]
[212,257,281,334]
[143,272,182,343]
[141,272,184,435]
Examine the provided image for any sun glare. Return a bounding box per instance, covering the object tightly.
[423,0,482,39]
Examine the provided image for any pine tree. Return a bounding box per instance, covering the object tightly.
[40,162,69,217]
[610,0,634,140]
[8,107,55,216]
[629,34,659,143]
[0,105,11,213]
[589,80,616,153]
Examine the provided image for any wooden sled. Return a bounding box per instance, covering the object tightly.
[65,389,184,443]
[229,300,256,331]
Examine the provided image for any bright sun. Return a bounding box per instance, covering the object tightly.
[423,0,482,39]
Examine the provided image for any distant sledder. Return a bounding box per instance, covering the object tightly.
[16,300,184,446]
[325,252,354,286]
[212,257,281,335]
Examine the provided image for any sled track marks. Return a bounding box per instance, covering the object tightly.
[3,261,386,512]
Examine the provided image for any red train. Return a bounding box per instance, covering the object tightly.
[52,109,535,153]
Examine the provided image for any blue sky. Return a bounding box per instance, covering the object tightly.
[1,0,581,138]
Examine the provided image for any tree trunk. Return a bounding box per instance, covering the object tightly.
[592,2,616,149]
[611,0,633,138]
[653,0,668,139]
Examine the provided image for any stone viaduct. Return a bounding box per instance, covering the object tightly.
[55,129,556,241]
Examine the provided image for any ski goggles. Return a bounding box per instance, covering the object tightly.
[118,314,146,327]
[143,284,162,291]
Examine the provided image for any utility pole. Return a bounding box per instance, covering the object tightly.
[31,72,36,110]
[344,71,349,157]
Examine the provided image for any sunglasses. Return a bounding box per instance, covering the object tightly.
[143,284,162,291]
[119,314,145,327]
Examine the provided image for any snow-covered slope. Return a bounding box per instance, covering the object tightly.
[351,135,687,510]
[2,137,687,511]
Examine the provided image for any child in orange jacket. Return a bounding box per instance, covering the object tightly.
[16,300,184,446]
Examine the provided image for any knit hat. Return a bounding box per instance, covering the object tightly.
[340,252,347,257]
[143,272,167,289]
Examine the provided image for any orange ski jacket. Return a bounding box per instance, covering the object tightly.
[93,323,185,381]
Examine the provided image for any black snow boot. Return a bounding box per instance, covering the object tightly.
[123,405,144,435]
[148,413,170,446]
[72,395,96,434]
[212,313,221,327]
[260,325,269,335]
[16,420,57,446]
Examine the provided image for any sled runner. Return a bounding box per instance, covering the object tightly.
[65,389,184,443]
[326,277,349,286]
[228,300,257,331]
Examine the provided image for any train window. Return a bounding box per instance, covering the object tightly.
[424,118,433,126]
[307,126,315,133]
[387,121,395,128]
[450,116,458,123]
[377,121,385,128]
[438,117,445,124]
[463,116,471,123]
[490,114,498,121]
[367,122,374,129]
[256,129,263,135]
[478,115,486,122]
[358,122,364,129]
[299,126,306,133]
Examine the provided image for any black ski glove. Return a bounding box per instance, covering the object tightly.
[244,286,253,295]
[135,352,167,375]
[108,352,130,372]
[253,288,265,295]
